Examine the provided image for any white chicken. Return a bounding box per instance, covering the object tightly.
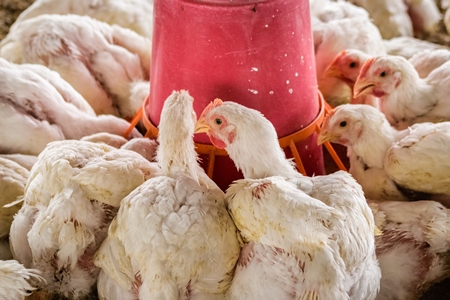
[349,0,414,39]
[119,137,158,162]
[0,259,43,299]
[9,140,160,299]
[369,199,450,300]
[313,0,369,22]
[318,104,450,206]
[349,0,441,39]
[408,48,450,78]
[0,14,151,120]
[383,36,449,59]
[0,154,37,257]
[0,157,29,259]
[195,99,380,299]
[0,62,142,156]
[0,153,37,171]
[326,47,450,93]
[404,0,441,36]
[81,133,158,162]
[354,55,450,129]
[325,49,380,108]
[80,132,129,148]
[11,0,154,39]
[309,0,332,18]
[0,58,95,116]
[313,1,386,106]
[94,91,240,300]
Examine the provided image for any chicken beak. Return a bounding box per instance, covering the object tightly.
[317,130,333,145]
[353,78,376,98]
[194,118,210,134]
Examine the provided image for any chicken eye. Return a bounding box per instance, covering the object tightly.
[339,121,347,127]
[380,71,387,77]
[214,118,222,125]
[349,62,357,68]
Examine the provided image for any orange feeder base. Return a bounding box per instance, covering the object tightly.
[123,91,347,182]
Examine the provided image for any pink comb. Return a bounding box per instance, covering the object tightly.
[358,57,375,79]
[201,98,223,116]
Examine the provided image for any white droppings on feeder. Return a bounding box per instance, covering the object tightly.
[295,72,299,77]
[288,89,293,94]
[251,67,259,72]
[284,54,288,57]
[286,80,290,84]
[265,24,268,28]
[269,91,274,95]
[248,89,259,95]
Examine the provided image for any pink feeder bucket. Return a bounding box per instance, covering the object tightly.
[145,0,326,190]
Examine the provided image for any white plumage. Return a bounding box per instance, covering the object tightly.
[94,91,241,299]
[195,99,380,299]
[0,59,142,156]
[0,14,151,120]
[11,0,154,39]
[0,154,37,171]
[349,0,413,39]
[384,122,450,197]
[369,199,450,299]
[404,0,441,36]
[119,137,158,162]
[9,140,160,299]
[318,104,450,206]
[226,177,351,300]
[80,132,129,148]
[383,36,450,60]
[312,1,385,106]
[80,133,159,162]
[0,259,43,300]
[0,58,96,116]
[326,47,450,93]
[0,157,29,259]
[354,55,450,129]
[408,48,450,78]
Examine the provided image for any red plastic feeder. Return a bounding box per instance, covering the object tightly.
[142,0,329,190]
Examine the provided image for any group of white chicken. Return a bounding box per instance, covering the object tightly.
[1,0,450,299]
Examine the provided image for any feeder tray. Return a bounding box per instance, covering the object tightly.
[123,91,347,178]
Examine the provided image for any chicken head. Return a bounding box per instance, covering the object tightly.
[317,104,382,146]
[194,98,237,149]
[325,49,372,87]
[353,56,405,98]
